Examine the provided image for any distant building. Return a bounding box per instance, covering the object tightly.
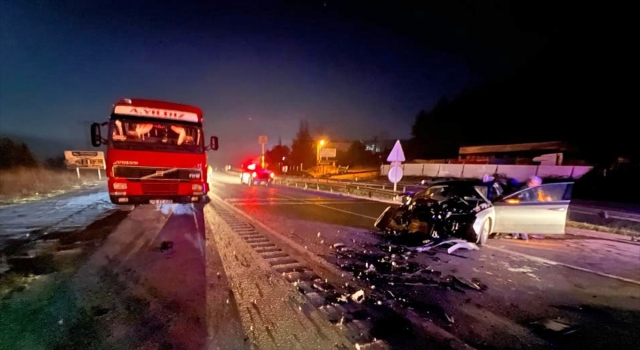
[329,139,403,154]
[330,140,352,153]
[364,139,397,154]
[458,141,586,165]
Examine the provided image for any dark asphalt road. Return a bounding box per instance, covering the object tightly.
[2,174,638,350]
[211,172,640,350]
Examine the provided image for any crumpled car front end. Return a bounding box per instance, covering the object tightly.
[374,183,494,245]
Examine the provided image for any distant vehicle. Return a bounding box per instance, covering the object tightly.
[240,163,274,186]
[374,179,574,246]
[90,98,219,205]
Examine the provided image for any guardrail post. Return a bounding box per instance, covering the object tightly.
[316,184,320,190]
[402,186,406,193]
[304,183,308,190]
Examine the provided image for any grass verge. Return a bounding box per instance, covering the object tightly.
[567,220,640,237]
[0,167,102,204]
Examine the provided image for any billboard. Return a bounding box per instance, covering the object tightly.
[64,150,106,169]
[319,148,337,158]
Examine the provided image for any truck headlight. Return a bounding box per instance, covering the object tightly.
[113,182,127,190]
[192,184,203,191]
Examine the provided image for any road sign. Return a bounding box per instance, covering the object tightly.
[319,148,337,158]
[64,150,105,169]
[387,165,403,184]
[386,140,405,163]
[259,135,267,144]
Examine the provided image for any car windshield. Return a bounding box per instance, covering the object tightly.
[422,183,486,202]
[109,117,203,153]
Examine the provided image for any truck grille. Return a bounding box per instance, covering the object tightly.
[113,166,201,181]
[141,182,179,195]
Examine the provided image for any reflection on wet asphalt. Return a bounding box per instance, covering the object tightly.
[211,172,640,350]
[2,172,639,350]
[0,203,230,350]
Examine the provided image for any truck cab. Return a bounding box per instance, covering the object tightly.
[90,98,218,205]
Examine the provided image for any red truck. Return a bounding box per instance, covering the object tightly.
[90,98,218,205]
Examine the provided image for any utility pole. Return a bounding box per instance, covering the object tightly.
[259,136,267,168]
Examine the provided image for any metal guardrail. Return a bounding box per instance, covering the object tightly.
[274,177,403,201]
[278,175,424,192]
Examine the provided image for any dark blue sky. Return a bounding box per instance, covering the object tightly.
[0,1,555,164]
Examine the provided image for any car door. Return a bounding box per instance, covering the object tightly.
[492,182,573,234]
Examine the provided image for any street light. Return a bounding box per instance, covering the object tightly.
[316,139,326,166]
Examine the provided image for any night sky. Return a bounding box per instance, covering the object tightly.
[0,1,597,165]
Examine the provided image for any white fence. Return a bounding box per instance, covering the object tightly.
[380,163,593,182]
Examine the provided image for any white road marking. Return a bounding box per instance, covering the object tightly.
[226,199,372,206]
[486,245,640,286]
[228,188,640,286]
[275,194,379,220]
[275,184,400,204]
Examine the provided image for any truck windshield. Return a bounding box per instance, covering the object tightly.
[109,117,203,153]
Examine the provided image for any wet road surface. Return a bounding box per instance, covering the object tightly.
[1,174,638,350]
[211,172,640,350]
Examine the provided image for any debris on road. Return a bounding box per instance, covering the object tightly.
[531,318,578,336]
[415,239,468,253]
[158,241,174,252]
[447,242,479,254]
[452,276,482,291]
[351,290,366,303]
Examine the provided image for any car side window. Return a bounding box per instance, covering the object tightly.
[513,183,570,202]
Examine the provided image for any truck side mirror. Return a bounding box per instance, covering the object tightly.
[91,123,102,147]
[209,136,219,151]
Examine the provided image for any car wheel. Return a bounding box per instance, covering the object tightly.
[476,218,491,246]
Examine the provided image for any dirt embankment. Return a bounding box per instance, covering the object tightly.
[0,167,105,204]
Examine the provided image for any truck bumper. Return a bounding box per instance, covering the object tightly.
[109,194,209,205]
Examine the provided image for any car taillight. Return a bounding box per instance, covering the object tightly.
[252,172,257,178]
[270,173,274,178]
[192,184,203,191]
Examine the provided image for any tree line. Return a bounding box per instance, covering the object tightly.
[405,43,636,165]
[0,137,66,170]
[264,121,383,171]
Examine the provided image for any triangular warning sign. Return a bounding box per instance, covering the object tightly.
[386,140,405,162]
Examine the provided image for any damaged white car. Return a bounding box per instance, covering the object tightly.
[374,179,574,246]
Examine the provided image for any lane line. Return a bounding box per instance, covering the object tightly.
[485,245,640,286]
[228,201,376,206]
[223,183,640,286]
[274,184,400,205]
[275,193,380,220]
[209,193,475,350]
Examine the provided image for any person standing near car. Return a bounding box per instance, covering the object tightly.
[511,175,543,240]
